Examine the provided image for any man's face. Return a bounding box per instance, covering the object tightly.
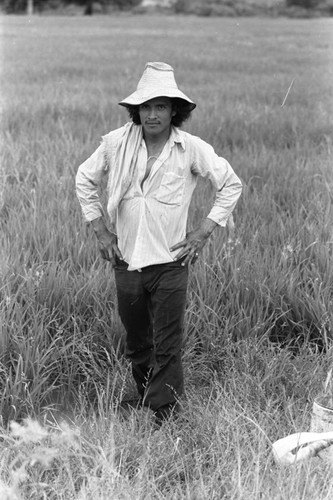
[139,97,176,139]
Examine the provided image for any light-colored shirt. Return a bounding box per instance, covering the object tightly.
[76,124,242,271]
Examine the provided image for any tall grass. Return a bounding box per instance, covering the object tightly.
[1,14,333,498]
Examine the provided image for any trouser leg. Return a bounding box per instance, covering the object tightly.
[114,267,154,398]
[144,263,188,411]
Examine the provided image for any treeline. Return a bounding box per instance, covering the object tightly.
[1,0,140,14]
[173,0,333,16]
[1,0,332,16]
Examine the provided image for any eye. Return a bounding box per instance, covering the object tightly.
[140,104,149,110]
[157,105,166,110]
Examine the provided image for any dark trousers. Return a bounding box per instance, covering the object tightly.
[114,259,188,411]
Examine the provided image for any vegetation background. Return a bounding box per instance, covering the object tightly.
[1,0,333,16]
[1,11,333,500]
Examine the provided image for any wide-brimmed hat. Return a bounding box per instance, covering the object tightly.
[119,62,196,110]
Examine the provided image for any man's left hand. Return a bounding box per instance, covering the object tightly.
[170,218,218,265]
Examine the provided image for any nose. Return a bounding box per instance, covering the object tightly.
[148,106,157,119]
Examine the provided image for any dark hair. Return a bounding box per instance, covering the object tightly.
[126,98,194,127]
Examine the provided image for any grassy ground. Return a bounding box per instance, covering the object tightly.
[1,14,333,499]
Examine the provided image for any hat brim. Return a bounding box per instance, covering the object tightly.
[119,88,196,111]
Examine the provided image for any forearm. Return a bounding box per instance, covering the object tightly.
[91,217,113,238]
[90,217,122,264]
[199,218,219,238]
[75,144,107,222]
[208,177,242,227]
[193,145,242,227]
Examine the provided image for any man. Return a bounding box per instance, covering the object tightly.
[76,62,242,425]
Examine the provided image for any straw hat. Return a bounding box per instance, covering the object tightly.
[119,62,196,110]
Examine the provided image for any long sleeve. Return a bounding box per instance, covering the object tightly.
[190,136,242,226]
[75,144,108,222]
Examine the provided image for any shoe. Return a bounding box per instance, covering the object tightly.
[154,403,179,427]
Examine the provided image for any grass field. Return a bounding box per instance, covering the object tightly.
[1,13,333,499]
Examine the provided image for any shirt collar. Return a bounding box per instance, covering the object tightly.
[169,126,186,151]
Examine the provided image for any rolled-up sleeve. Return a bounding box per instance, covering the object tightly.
[75,144,108,222]
[191,137,242,227]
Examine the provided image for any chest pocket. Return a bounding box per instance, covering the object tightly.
[154,172,185,206]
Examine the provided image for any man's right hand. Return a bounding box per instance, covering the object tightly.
[91,217,123,266]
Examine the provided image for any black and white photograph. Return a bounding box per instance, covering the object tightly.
[1,0,333,497]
